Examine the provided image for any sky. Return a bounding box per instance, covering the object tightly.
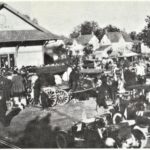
[2,0,150,37]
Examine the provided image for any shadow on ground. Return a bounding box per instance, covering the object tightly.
[17,113,58,148]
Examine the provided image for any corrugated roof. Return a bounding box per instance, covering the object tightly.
[76,34,94,45]
[0,30,57,43]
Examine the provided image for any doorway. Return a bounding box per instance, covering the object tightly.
[0,54,15,68]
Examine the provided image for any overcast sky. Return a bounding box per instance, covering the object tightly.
[3,0,150,36]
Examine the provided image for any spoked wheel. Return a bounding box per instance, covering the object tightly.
[41,87,57,107]
[132,127,148,148]
[55,131,69,148]
[112,112,124,124]
[56,89,69,105]
[28,98,34,105]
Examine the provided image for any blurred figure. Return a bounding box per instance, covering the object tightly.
[135,62,146,84]
[69,66,80,91]
[118,75,126,94]
[62,67,72,82]
[96,79,108,109]
[54,74,62,85]
[11,69,25,97]
[0,70,12,126]
[124,66,136,87]
[33,73,56,107]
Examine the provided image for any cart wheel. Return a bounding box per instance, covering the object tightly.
[56,89,69,105]
[46,90,57,107]
[112,112,123,124]
[29,98,34,105]
[41,88,57,107]
[132,127,148,148]
[55,131,69,148]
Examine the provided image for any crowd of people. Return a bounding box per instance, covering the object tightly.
[0,54,149,127]
[0,67,27,126]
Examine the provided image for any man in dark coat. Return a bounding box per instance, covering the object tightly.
[34,73,56,107]
[124,68,136,87]
[33,76,41,105]
[0,73,12,125]
[69,66,80,91]
[107,77,118,103]
[96,79,108,109]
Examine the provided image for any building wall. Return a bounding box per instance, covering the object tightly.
[0,47,16,55]
[0,46,44,68]
[112,42,133,52]
[16,46,44,68]
[100,35,111,46]
[89,35,100,50]
[100,34,133,51]
[70,39,84,55]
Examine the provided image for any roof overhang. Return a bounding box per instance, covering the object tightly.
[0,40,48,47]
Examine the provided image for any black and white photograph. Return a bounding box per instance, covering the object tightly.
[0,0,150,148]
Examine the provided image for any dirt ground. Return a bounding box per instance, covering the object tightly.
[0,98,150,148]
[0,98,100,145]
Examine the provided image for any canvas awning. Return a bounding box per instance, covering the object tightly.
[110,50,138,58]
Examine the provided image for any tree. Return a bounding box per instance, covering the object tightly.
[81,21,99,35]
[70,25,81,38]
[129,31,137,40]
[94,28,105,41]
[139,16,150,48]
[70,22,121,41]
[70,21,99,38]
[70,21,104,40]
[70,31,80,39]
[104,24,120,32]
[32,18,38,25]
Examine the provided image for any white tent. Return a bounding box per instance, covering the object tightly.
[120,50,139,57]
[109,49,138,58]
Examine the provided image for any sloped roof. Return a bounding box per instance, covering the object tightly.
[95,45,111,51]
[0,2,59,44]
[76,34,94,45]
[106,32,122,43]
[0,3,50,33]
[121,32,133,42]
[0,30,58,47]
[57,35,73,44]
[106,32,132,43]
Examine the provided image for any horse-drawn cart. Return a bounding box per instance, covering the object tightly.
[37,68,103,108]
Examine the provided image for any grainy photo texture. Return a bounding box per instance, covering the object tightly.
[0,0,150,148]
